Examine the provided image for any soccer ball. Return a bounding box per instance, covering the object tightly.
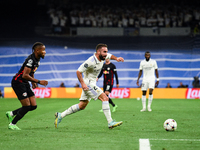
[163,119,177,131]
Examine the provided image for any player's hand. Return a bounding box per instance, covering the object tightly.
[155,81,159,87]
[82,83,89,91]
[96,78,99,82]
[32,82,38,89]
[136,80,139,86]
[116,84,119,88]
[116,57,124,62]
[40,80,48,86]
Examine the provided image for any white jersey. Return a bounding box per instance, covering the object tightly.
[78,53,112,84]
[139,58,158,81]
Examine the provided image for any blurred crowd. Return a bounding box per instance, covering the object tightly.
[46,1,200,29]
[166,76,200,88]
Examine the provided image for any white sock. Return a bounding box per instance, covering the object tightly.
[61,104,80,118]
[148,94,153,108]
[10,111,14,117]
[102,101,112,124]
[142,95,146,109]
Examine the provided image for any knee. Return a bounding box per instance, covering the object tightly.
[103,95,109,101]
[142,91,147,95]
[80,106,86,110]
[105,91,110,96]
[79,101,88,110]
[30,105,37,111]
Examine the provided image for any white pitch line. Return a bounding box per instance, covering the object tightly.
[139,139,151,150]
[150,139,200,141]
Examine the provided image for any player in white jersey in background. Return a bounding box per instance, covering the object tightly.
[136,51,159,112]
[54,43,124,129]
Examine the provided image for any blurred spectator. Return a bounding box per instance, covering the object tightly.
[192,76,200,88]
[193,24,199,36]
[60,14,68,34]
[184,11,193,27]
[70,13,78,27]
[60,82,65,87]
[166,83,172,88]
[177,82,188,88]
[165,14,171,27]
[0,89,3,98]
[74,83,80,88]
[78,12,85,27]
[50,12,60,34]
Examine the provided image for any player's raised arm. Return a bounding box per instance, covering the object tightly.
[110,55,124,62]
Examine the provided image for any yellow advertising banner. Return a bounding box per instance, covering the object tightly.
[4,87,196,99]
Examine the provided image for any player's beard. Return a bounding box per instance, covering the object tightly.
[40,54,45,59]
[145,57,150,61]
[99,54,106,60]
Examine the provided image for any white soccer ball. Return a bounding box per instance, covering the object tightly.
[163,119,177,131]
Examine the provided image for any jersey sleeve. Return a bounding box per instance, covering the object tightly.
[106,53,112,59]
[77,58,93,73]
[25,59,34,68]
[154,60,158,69]
[139,61,143,70]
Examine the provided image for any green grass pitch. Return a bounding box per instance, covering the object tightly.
[0,98,200,150]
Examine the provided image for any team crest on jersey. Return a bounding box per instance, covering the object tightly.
[22,92,27,97]
[84,63,88,68]
[107,67,110,70]
[27,59,33,67]
[103,70,109,74]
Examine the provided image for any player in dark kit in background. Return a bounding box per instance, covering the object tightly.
[97,58,119,112]
[6,42,48,130]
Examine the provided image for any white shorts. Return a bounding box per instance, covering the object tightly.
[79,82,103,101]
[141,80,155,91]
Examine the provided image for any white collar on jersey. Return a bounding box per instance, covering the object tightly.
[94,53,103,63]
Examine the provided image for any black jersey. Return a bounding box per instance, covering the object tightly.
[13,53,40,83]
[98,62,119,85]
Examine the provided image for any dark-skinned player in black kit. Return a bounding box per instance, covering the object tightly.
[6,42,48,130]
[97,58,119,112]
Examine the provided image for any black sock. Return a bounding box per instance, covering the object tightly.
[12,106,31,124]
[107,95,115,107]
[12,107,22,116]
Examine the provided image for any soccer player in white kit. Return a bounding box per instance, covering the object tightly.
[136,51,159,112]
[54,43,124,129]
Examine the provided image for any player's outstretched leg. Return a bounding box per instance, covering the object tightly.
[6,111,14,123]
[54,112,62,128]
[108,120,123,129]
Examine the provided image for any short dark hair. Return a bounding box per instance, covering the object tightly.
[145,51,150,55]
[96,43,107,52]
[32,42,44,52]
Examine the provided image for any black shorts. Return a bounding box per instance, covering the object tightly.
[103,84,113,93]
[12,80,35,100]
